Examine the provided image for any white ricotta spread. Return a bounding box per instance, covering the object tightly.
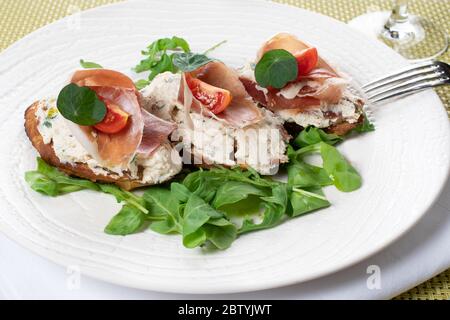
[35,99,181,184]
[140,72,289,175]
[139,72,181,121]
[276,90,363,128]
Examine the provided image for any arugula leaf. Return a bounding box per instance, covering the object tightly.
[150,214,181,235]
[255,49,298,89]
[57,83,106,126]
[238,184,288,234]
[212,181,268,208]
[135,79,150,90]
[182,194,213,247]
[134,36,191,82]
[105,205,146,235]
[134,36,226,86]
[143,187,182,233]
[203,218,237,250]
[172,52,213,72]
[239,202,285,234]
[25,171,59,196]
[182,169,222,202]
[98,184,148,213]
[208,167,277,188]
[290,187,330,217]
[261,183,289,208]
[287,160,332,188]
[148,53,177,80]
[25,158,99,196]
[80,59,103,69]
[320,143,362,192]
[291,142,362,192]
[142,36,190,58]
[183,194,227,248]
[36,158,99,191]
[170,182,191,203]
[353,112,375,133]
[294,127,343,148]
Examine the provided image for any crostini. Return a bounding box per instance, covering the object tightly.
[25,69,182,190]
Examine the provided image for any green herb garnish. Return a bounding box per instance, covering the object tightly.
[80,59,103,69]
[56,83,106,126]
[172,52,214,72]
[294,126,343,148]
[354,112,375,133]
[134,36,226,86]
[255,49,298,89]
[105,205,146,236]
[134,36,191,81]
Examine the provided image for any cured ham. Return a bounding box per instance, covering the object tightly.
[138,109,176,156]
[178,61,263,128]
[68,69,175,168]
[240,33,348,111]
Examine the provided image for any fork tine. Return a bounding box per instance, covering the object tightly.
[369,76,450,103]
[367,71,446,98]
[362,60,437,90]
[364,67,442,93]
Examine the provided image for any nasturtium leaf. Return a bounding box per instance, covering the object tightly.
[255,49,298,89]
[56,83,106,126]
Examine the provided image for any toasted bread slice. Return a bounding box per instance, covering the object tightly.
[25,100,181,190]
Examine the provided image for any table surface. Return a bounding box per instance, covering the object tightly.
[0,0,449,300]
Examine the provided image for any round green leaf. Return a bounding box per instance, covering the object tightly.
[255,49,298,89]
[56,83,106,126]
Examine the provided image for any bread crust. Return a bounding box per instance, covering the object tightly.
[24,101,147,190]
[326,114,364,136]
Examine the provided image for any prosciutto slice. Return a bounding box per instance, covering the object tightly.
[178,62,263,128]
[241,33,348,111]
[138,109,176,156]
[68,69,175,168]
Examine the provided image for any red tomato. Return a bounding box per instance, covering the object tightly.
[94,102,129,134]
[295,47,318,77]
[185,74,232,114]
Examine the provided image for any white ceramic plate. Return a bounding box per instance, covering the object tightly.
[0,0,448,294]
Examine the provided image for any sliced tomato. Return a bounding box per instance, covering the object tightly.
[294,47,318,77]
[94,101,129,134]
[185,73,232,114]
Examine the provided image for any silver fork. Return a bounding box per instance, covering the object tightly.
[362,60,450,103]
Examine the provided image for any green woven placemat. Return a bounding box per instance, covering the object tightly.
[1,0,449,300]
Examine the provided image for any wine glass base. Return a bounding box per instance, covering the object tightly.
[348,11,448,61]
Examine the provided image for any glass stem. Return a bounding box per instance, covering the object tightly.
[386,0,409,26]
